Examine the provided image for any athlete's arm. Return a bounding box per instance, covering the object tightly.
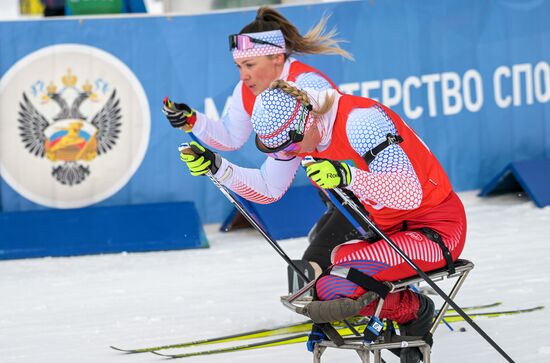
[214,156,301,204]
[294,72,333,91]
[344,107,422,210]
[191,82,252,151]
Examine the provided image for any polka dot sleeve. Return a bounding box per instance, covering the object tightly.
[345,106,422,210]
[294,72,333,91]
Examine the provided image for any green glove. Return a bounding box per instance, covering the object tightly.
[306,159,351,189]
[180,141,221,176]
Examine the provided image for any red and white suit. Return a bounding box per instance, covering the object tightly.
[213,90,466,323]
[191,58,336,151]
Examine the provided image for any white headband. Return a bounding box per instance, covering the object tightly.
[232,30,286,59]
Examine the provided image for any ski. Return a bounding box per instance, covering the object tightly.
[150,306,543,359]
[439,301,501,312]
[109,320,315,353]
[444,305,544,321]
[151,333,309,358]
[110,302,502,353]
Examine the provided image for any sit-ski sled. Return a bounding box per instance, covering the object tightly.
[281,259,475,363]
[176,146,515,363]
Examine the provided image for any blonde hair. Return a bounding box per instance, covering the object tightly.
[270,79,336,117]
[240,6,353,61]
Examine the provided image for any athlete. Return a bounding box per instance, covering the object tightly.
[163,6,358,276]
[178,80,466,363]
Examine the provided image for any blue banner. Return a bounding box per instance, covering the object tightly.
[1,0,549,224]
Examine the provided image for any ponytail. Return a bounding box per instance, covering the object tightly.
[240,6,353,60]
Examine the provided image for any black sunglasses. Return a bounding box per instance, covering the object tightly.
[255,130,304,153]
[229,34,283,51]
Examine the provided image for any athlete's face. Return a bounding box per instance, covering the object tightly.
[235,54,285,96]
[294,117,322,154]
[280,116,322,158]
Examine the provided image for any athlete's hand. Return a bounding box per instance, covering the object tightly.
[179,141,221,176]
[162,97,197,132]
[306,159,351,189]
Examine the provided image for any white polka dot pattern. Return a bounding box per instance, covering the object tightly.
[295,73,332,91]
[251,87,307,148]
[345,106,422,210]
[232,30,286,59]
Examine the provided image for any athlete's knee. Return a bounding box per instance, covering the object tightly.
[302,245,332,270]
[331,240,372,264]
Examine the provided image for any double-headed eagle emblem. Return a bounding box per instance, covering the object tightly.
[18,69,122,186]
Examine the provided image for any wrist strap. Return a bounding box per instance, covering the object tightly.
[334,161,350,187]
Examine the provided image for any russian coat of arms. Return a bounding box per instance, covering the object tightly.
[18,69,122,185]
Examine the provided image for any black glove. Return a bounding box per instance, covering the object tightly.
[162,97,197,129]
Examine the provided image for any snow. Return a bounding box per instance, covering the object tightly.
[1,191,549,363]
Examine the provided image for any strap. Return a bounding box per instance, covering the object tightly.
[316,322,345,346]
[362,133,404,165]
[327,265,391,299]
[420,227,455,275]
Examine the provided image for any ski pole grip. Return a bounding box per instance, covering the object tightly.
[178,142,197,157]
[163,96,175,110]
[301,155,316,167]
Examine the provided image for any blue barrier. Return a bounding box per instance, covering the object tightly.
[222,185,327,240]
[0,0,549,264]
[1,1,549,225]
[479,158,550,208]
[0,202,208,260]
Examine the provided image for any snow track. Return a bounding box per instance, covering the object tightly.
[1,191,549,362]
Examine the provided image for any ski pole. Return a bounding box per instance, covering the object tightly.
[305,167,456,327]
[302,158,515,363]
[408,284,454,332]
[164,98,275,259]
[166,102,335,325]
[163,99,309,280]
[178,144,361,342]
[179,143,310,283]
[308,177,454,333]
[311,183,454,332]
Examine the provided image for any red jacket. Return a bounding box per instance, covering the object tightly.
[242,60,338,116]
[306,95,453,230]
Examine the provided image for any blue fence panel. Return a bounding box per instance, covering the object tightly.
[0,0,548,225]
